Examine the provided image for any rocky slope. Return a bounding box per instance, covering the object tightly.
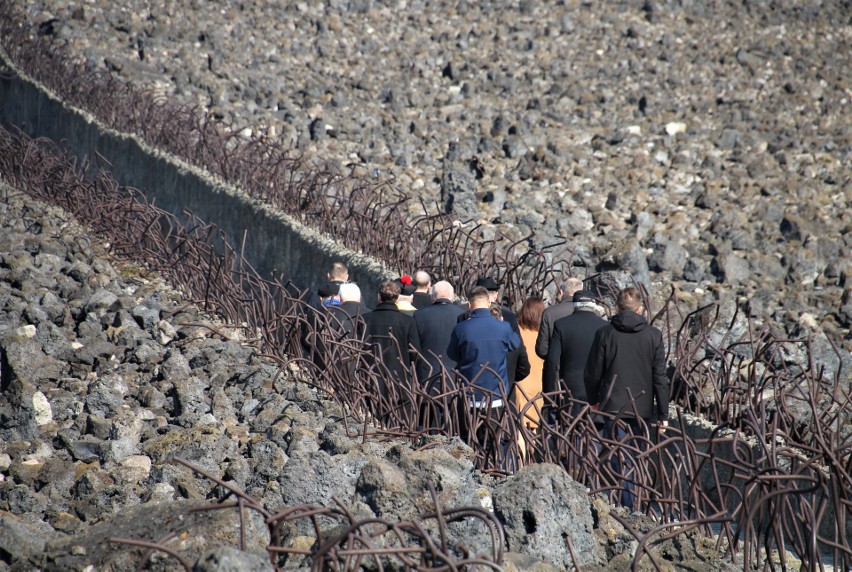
[19,0,852,353]
[1,187,743,570]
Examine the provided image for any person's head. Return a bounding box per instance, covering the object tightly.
[395,276,416,300]
[414,270,431,292]
[616,287,643,313]
[475,277,500,303]
[328,261,349,282]
[517,296,545,330]
[489,303,503,320]
[467,286,491,310]
[338,282,361,303]
[563,277,584,298]
[431,280,454,301]
[318,281,340,305]
[572,290,599,313]
[378,281,400,304]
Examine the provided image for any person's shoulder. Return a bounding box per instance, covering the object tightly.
[542,300,569,315]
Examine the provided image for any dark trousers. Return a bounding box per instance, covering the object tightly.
[458,400,515,472]
[602,417,648,510]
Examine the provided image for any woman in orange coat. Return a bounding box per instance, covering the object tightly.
[515,297,545,451]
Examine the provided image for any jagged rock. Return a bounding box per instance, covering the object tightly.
[38,499,269,571]
[0,511,54,568]
[143,423,238,472]
[599,238,651,290]
[493,463,599,568]
[193,545,275,572]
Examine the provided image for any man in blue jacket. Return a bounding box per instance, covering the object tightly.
[448,287,521,402]
[447,286,520,468]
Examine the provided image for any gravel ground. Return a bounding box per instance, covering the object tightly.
[15,0,852,351]
[0,186,743,570]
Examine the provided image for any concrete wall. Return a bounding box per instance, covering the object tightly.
[675,411,848,547]
[0,53,392,305]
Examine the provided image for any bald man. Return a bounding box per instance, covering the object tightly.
[413,280,466,384]
[411,270,433,310]
[535,277,584,358]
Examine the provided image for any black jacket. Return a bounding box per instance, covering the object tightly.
[411,291,433,310]
[328,301,368,340]
[584,310,669,421]
[543,308,608,400]
[413,298,467,382]
[363,302,421,388]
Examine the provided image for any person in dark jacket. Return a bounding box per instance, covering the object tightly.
[411,270,433,310]
[584,286,670,508]
[412,280,466,431]
[458,277,527,385]
[413,280,466,386]
[490,304,531,387]
[535,277,584,359]
[448,286,521,469]
[328,282,368,340]
[325,282,368,381]
[543,290,608,418]
[448,287,520,402]
[363,281,421,396]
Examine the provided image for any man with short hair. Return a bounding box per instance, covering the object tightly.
[448,286,521,468]
[465,276,519,332]
[363,281,421,391]
[411,270,433,310]
[461,276,529,386]
[535,277,584,358]
[584,286,670,508]
[327,261,349,283]
[448,286,520,403]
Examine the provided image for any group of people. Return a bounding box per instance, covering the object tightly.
[307,262,670,506]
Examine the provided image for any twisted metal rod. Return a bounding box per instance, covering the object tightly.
[0,96,849,570]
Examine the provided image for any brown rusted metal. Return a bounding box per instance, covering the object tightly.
[0,28,849,567]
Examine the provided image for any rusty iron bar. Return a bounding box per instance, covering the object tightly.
[174,459,505,571]
[0,75,849,570]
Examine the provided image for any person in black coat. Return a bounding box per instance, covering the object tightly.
[543,290,608,417]
[363,281,421,395]
[535,277,584,358]
[325,282,369,381]
[328,282,369,339]
[413,280,466,386]
[584,286,670,508]
[411,270,433,310]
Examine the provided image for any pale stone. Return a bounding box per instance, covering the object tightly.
[120,455,152,473]
[16,324,37,338]
[32,391,53,426]
[798,312,820,331]
[665,121,688,135]
[149,482,176,503]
